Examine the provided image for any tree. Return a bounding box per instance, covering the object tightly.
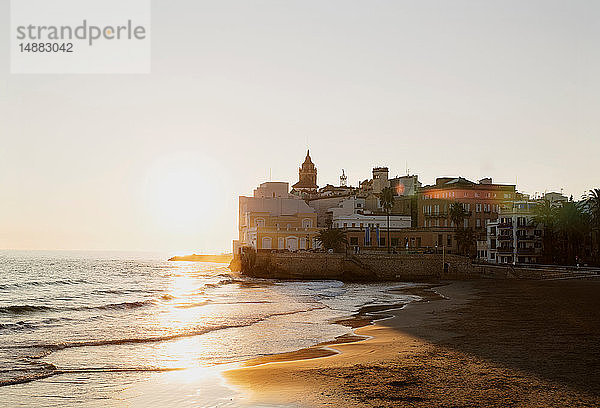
[587,189,600,264]
[534,199,591,265]
[456,227,476,258]
[533,200,557,264]
[449,202,468,229]
[448,202,472,255]
[316,228,348,253]
[555,201,589,265]
[380,187,395,253]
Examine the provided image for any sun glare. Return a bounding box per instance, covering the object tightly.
[143,153,220,231]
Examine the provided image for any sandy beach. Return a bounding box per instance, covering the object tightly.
[225,279,600,407]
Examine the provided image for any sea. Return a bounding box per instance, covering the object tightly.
[0,250,421,407]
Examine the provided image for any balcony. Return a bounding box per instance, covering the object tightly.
[517,247,536,255]
[424,212,448,218]
[497,235,513,241]
[497,246,514,254]
[517,235,535,241]
[498,222,513,228]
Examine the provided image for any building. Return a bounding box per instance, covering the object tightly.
[486,201,543,264]
[328,197,411,250]
[291,150,318,195]
[543,191,568,207]
[390,174,421,196]
[234,182,318,253]
[418,177,517,240]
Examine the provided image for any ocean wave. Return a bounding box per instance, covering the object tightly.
[75,300,154,311]
[16,305,327,352]
[0,321,36,330]
[0,364,183,387]
[0,279,87,290]
[0,300,154,315]
[0,363,57,387]
[0,305,52,315]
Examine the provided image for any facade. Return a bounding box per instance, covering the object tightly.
[486,201,543,264]
[543,191,568,207]
[235,182,318,253]
[390,174,421,196]
[328,197,411,250]
[418,177,516,241]
[291,150,318,195]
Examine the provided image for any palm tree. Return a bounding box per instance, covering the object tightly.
[316,228,348,253]
[533,200,556,264]
[587,188,600,264]
[456,227,476,257]
[448,202,471,255]
[449,202,468,229]
[555,201,589,265]
[380,187,395,253]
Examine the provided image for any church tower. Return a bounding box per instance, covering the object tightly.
[340,169,347,187]
[291,150,318,194]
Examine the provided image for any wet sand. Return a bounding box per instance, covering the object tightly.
[225,279,600,407]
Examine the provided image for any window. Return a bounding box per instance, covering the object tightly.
[476,219,481,228]
[391,237,399,247]
[302,218,313,228]
[464,219,469,228]
[447,235,452,246]
[278,238,284,249]
[379,237,386,246]
[261,237,272,249]
[255,218,265,227]
[350,237,359,245]
[476,204,482,213]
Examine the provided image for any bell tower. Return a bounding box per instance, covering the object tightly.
[291,150,318,194]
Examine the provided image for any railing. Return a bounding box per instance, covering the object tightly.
[497,235,512,241]
[516,235,535,241]
[497,247,514,253]
[516,247,536,255]
[498,222,513,228]
[424,212,448,218]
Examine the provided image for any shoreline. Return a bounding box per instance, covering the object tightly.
[238,283,444,369]
[224,279,600,407]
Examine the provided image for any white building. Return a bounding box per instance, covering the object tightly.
[486,201,543,264]
[234,182,318,254]
[330,197,411,230]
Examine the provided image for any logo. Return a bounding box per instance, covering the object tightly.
[10,0,151,74]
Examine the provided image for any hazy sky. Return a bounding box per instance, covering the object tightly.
[1,0,599,253]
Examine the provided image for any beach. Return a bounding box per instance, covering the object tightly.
[225,279,600,407]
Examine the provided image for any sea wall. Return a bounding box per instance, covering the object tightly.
[235,251,597,281]
[238,251,477,281]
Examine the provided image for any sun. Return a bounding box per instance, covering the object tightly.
[143,153,220,231]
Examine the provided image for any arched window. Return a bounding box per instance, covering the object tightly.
[285,237,298,251]
[262,237,272,249]
[255,218,265,227]
[302,218,312,229]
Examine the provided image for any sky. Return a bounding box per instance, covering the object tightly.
[1,0,599,254]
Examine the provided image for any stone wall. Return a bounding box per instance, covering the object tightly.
[239,251,478,281]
